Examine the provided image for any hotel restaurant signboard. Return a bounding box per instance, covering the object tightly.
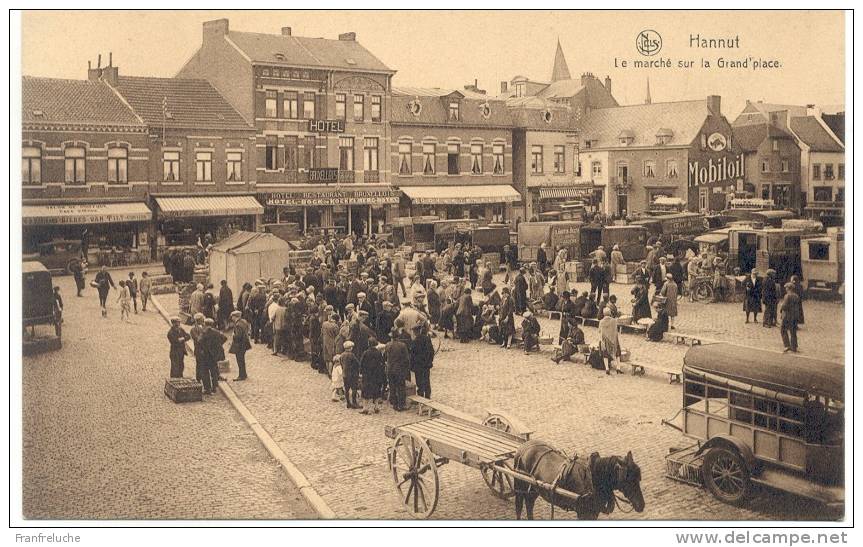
[265,188,401,207]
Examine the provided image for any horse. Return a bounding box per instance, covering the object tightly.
[513,439,645,520]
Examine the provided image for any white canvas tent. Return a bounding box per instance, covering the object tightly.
[208,231,292,295]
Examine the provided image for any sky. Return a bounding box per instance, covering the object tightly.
[21,10,846,119]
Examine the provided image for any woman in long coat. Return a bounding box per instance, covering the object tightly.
[498,288,515,349]
[455,288,475,342]
[528,266,545,304]
[790,275,805,325]
[426,280,441,327]
[659,273,678,328]
[598,312,622,374]
[630,282,652,322]
[742,271,763,323]
[321,314,340,374]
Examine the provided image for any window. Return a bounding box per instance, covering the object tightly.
[772,139,779,152]
[195,151,212,182]
[574,161,582,177]
[835,187,844,202]
[448,101,459,121]
[824,164,834,180]
[284,136,298,171]
[304,136,317,169]
[339,137,355,171]
[64,147,86,183]
[812,163,821,180]
[514,83,525,97]
[643,160,656,178]
[808,241,830,261]
[447,142,460,175]
[107,147,128,183]
[371,95,382,122]
[335,94,346,120]
[398,142,412,175]
[470,142,483,174]
[423,142,436,175]
[591,161,602,177]
[363,137,379,172]
[781,159,789,173]
[493,143,504,175]
[553,145,565,174]
[813,187,832,202]
[530,145,543,174]
[303,92,316,119]
[226,152,243,181]
[838,163,845,180]
[284,92,299,119]
[353,94,364,121]
[163,151,180,180]
[265,91,277,117]
[265,138,278,171]
[761,159,770,173]
[666,159,679,178]
[22,146,41,184]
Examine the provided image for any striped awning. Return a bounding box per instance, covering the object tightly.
[155,195,264,218]
[538,186,594,200]
[22,202,151,226]
[401,185,521,205]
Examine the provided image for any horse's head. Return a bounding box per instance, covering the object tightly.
[613,451,645,512]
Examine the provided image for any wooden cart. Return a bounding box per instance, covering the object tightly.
[384,398,584,518]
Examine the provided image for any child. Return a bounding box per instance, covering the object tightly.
[341,341,360,409]
[117,280,132,322]
[330,351,345,402]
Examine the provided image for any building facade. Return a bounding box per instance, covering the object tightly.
[789,115,845,225]
[732,122,802,210]
[177,19,398,237]
[22,76,152,258]
[389,88,519,222]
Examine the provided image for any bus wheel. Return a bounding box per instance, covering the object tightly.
[702,446,752,506]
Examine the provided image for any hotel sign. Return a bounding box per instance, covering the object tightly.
[308,119,345,133]
[688,154,744,187]
[265,189,401,206]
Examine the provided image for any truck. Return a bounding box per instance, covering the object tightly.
[517,221,582,263]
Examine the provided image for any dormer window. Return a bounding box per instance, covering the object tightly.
[448,101,460,121]
[541,110,553,123]
[618,130,635,146]
[273,53,286,62]
[514,82,526,97]
[479,102,491,119]
[655,128,673,145]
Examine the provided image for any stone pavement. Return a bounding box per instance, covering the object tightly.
[22,272,316,520]
[155,276,842,521]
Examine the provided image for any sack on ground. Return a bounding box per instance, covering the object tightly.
[588,347,606,370]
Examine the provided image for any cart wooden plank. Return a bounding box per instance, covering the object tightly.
[435,417,524,451]
[421,418,521,454]
[401,422,510,461]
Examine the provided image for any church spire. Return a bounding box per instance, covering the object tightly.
[551,39,571,82]
[645,77,652,104]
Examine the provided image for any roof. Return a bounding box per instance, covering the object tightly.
[748,101,808,118]
[226,30,393,73]
[732,123,795,152]
[790,116,844,152]
[390,93,513,127]
[551,40,572,82]
[211,231,291,255]
[399,185,521,204]
[821,113,845,144]
[683,343,843,400]
[536,79,585,100]
[582,100,709,148]
[22,76,143,128]
[113,76,252,130]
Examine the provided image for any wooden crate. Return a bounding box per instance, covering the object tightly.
[164,378,203,403]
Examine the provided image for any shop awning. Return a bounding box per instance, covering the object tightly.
[538,186,595,200]
[155,195,264,218]
[401,185,521,205]
[22,202,151,226]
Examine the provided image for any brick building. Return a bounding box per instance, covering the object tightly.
[21,75,152,258]
[389,87,519,222]
[177,19,398,237]
[106,69,260,250]
[732,121,801,210]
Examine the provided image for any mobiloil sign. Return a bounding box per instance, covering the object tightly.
[688,155,744,187]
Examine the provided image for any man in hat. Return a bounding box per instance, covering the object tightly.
[340,340,361,408]
[270,297,288,356]
[779,283,801,352]
[384,330,411,411]
[594,245,607,262]
[652,256,669,296]
[761,269,779,327]
[521,310,541,355]
[411,325,435,398]
[537,242,549,275]
[167,316,190,378]
[356,291,374,323]
[633,260,650,287]
[360,341,386,414]
[610,245,625,275]
[217,279,234,331]
[669,255,685,296]
[189,283,205,317]
[229,310,251,381]
[200,318,227,391]
[350,309,376,357]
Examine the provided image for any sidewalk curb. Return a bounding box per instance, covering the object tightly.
[150,294,336,519]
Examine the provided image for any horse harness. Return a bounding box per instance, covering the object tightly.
[515,445,598,520]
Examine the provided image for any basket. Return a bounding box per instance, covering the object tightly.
[217,359,231,373]
[164,378,203,403]
[620,349,631,362]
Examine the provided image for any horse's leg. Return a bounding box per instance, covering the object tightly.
[526,494,537,520]
[515,488,523,520]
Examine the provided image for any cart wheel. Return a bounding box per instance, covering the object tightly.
[483,414,515,435]
[389,433,439,518]
[693,282,713,302]
[701,446,752,506]
[481,461,515,500]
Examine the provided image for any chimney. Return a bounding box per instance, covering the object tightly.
[338,32,356,41]
[604,75,611,94]
[806,104,822,118]
[500,81,508,94]
[706,95,721,117]
[203,19,229,42]
[87,58,102,81]
[100,52,119,86]
[580,72,593,86]
[281,26,292,36]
